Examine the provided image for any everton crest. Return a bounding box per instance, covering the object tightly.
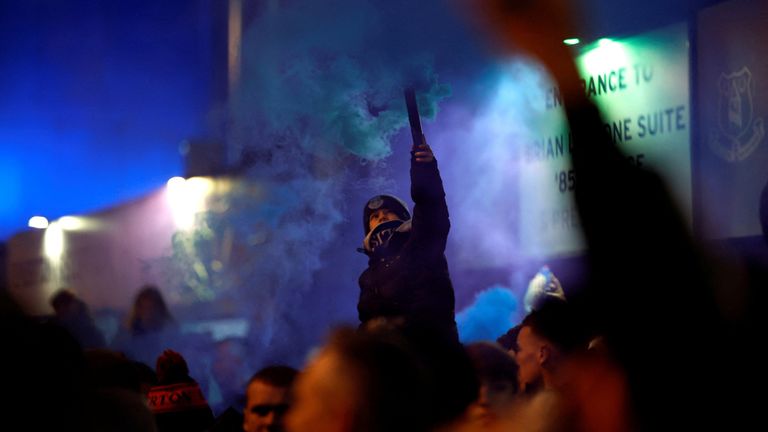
[709,67,765,162]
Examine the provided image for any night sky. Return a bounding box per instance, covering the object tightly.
[0,0,216,240]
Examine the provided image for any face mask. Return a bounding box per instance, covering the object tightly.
[362,219,408,257]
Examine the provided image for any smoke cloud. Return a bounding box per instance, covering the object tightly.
[230,0,452,162]
[456,285,522,344]
[192,0,479,368]
[435,59,555,269]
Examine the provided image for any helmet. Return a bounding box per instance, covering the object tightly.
[523,266,565,313]
[362,194,411,235]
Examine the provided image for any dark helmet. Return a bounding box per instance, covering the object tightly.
[362,194,411,235]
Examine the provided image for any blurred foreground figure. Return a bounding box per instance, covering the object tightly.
[464,342,521,429]
[1,291,88,430]
[469,0,762,430]
[286,327,477,432]
[82,348,158,432]
[286,328,429,432]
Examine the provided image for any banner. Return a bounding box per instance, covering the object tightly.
[519,23,691,256]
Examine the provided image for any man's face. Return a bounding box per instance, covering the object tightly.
[285,351,354,432]
[515,326,544,392]
[369,209,399,231]
[243,380,291,432]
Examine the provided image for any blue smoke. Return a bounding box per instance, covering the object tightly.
[456,285,522,344]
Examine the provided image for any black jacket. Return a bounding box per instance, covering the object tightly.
[357,154,458,342]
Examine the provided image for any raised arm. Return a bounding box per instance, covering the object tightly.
[409,136,450,257]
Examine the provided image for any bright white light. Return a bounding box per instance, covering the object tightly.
[598,38,614,47]
[28,216,49,229]
[58,216,85,231]
[44,222,64,260]
[563,38,580,46]
[579,38,631,78]
[166,176,214,230]
[186,177,215,197]
[167,176,187,189]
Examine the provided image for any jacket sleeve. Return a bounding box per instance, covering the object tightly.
[409,152,450,258]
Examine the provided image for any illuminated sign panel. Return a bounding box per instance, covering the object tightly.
[518,23,691,257]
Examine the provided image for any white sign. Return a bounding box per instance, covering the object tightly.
[518,23,691,257]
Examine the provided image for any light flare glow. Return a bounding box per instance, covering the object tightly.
[166,176,215,230]
[28,216,49,229]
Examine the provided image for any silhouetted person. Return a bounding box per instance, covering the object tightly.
[113,285,180,366]
[127,285,177,336]
[50,288,107,349]
[82,348,158,432]
[514,300,590,394]
[0,291,88,430]
[465,341,521,428]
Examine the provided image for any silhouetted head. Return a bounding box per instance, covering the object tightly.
[465,342,520,425]
[287,327,433,432]
[516,299,590,392]
[129,285,174,334]
[51,288,88,319]
[244,365,298,432]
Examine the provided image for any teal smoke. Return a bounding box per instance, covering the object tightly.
[232,0,451,161]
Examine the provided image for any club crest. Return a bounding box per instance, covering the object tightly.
[709,67,764,162]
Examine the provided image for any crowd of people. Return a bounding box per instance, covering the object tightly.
[2,1,767,431]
